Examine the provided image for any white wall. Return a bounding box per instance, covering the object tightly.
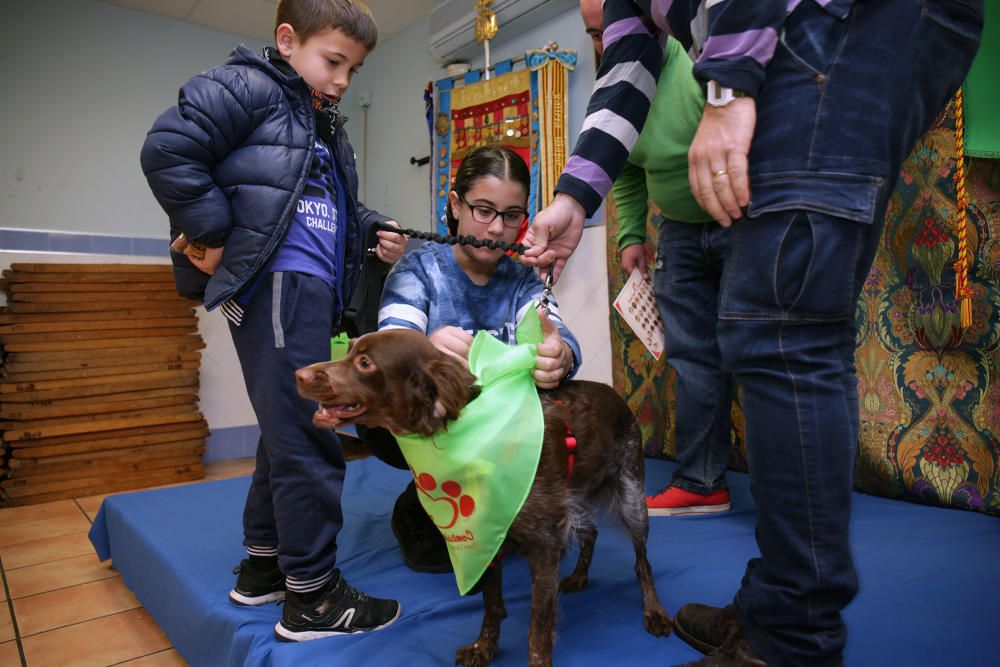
[0,1,613,449]
[0,0,268,238]
[0,0,268,439]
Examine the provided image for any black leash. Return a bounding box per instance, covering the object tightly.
[371,221,529,255]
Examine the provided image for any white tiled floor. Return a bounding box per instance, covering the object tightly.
[0,457,260,667]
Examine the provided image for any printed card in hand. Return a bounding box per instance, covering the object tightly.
[612,269,664,360]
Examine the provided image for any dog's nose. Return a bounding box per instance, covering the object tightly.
[295,367,315,386]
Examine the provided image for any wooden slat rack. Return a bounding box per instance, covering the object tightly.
[0,263,206,506]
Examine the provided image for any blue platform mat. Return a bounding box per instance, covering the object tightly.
[89,457,1000,666]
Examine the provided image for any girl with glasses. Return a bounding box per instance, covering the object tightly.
[378,145,580,384]
[366,145,582,574]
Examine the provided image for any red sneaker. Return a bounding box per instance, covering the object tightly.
[646,486,731,516]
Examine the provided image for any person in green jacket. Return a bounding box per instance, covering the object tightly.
[581,0,732,516]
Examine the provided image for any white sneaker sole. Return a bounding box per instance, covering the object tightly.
[273,605,402,642]
[229,589,285,606]
[647,502,731,517]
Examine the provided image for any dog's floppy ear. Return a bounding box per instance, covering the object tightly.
[429,355,480,422]
[408,354,478,436]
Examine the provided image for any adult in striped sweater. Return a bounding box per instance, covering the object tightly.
[525,2,983,666]
[582,0,734,519]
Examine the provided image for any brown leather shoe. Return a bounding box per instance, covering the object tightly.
[673,603,767,666]
[675,637,767,666]
[675,603,742,654]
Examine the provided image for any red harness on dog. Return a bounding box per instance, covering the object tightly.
[552,399,578,484]
[483,399,577,578]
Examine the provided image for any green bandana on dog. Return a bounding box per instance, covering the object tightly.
[394,307,545,595]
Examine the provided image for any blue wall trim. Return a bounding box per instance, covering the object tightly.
[0,228,166,256]
[204,424,358,462]
[204,425,260,463]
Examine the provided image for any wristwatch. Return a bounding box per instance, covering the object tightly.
[706,80,746,107]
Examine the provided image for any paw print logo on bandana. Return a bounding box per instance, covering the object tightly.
[415,472,475,529]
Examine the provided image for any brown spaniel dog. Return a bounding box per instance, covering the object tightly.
[296,329,672,667]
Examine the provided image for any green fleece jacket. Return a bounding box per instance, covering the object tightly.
[612,37,713,252]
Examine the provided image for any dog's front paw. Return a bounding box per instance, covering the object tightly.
[644,607,673,637]
[558,572,588,593]
[456,640,499,666]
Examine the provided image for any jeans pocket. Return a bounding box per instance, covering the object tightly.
[779,1,852,76]
[923,0,984,41]
[721,210,868,321]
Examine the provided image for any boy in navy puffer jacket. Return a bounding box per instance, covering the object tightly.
[140,0,406,641]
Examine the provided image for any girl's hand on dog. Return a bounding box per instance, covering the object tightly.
[533,310,573,389]
[430,325,474,365]
[376,220,406,264]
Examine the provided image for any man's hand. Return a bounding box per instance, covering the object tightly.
[620,243,648,280]
[688,97,756,227]
[429,325,474,365]
[533,309,573,389]
[375,220,406,264]
[521,193,586,283]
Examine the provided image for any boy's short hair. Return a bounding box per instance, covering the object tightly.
[275,0,378,51]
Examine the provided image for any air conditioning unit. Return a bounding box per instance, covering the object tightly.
[428,0,577,64]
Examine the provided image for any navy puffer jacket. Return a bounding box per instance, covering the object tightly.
[140,46,389,316]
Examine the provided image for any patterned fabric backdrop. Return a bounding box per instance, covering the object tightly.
[855,103,999,516]
[607,102,999,516]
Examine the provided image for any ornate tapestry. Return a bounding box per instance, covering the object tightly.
[431,49,576,235]
[855,103,1000,516]
[607,101,1000,516]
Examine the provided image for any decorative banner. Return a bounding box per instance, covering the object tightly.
[526,48,574,210]
[431,49,576,236]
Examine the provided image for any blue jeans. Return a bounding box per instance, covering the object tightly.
[229,271,346,582]
[719,1,982,665]
[655,218,732,495]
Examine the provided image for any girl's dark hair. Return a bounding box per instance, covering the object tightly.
[446,146,531,235]
[275,0,378,51]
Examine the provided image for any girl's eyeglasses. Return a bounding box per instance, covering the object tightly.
[459,194,527,228]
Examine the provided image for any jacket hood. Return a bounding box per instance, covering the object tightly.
[226,45,302,90]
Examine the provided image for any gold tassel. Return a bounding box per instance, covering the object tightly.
[952,87,974,329]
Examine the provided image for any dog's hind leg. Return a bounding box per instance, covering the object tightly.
[524,546,560,667]
[616,428,673,637]
[456,564,506,667]
[559,514,597,593]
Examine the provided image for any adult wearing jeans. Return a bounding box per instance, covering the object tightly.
[525,1,983,665]
[580,0,733,516]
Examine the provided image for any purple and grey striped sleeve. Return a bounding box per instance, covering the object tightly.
[554,0,665,217]
[692,0,786,97]
[553,0,797,216]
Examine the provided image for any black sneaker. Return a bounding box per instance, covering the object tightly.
[274,573,401,641]
[229,559,285,606]
[391,481,453,574]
